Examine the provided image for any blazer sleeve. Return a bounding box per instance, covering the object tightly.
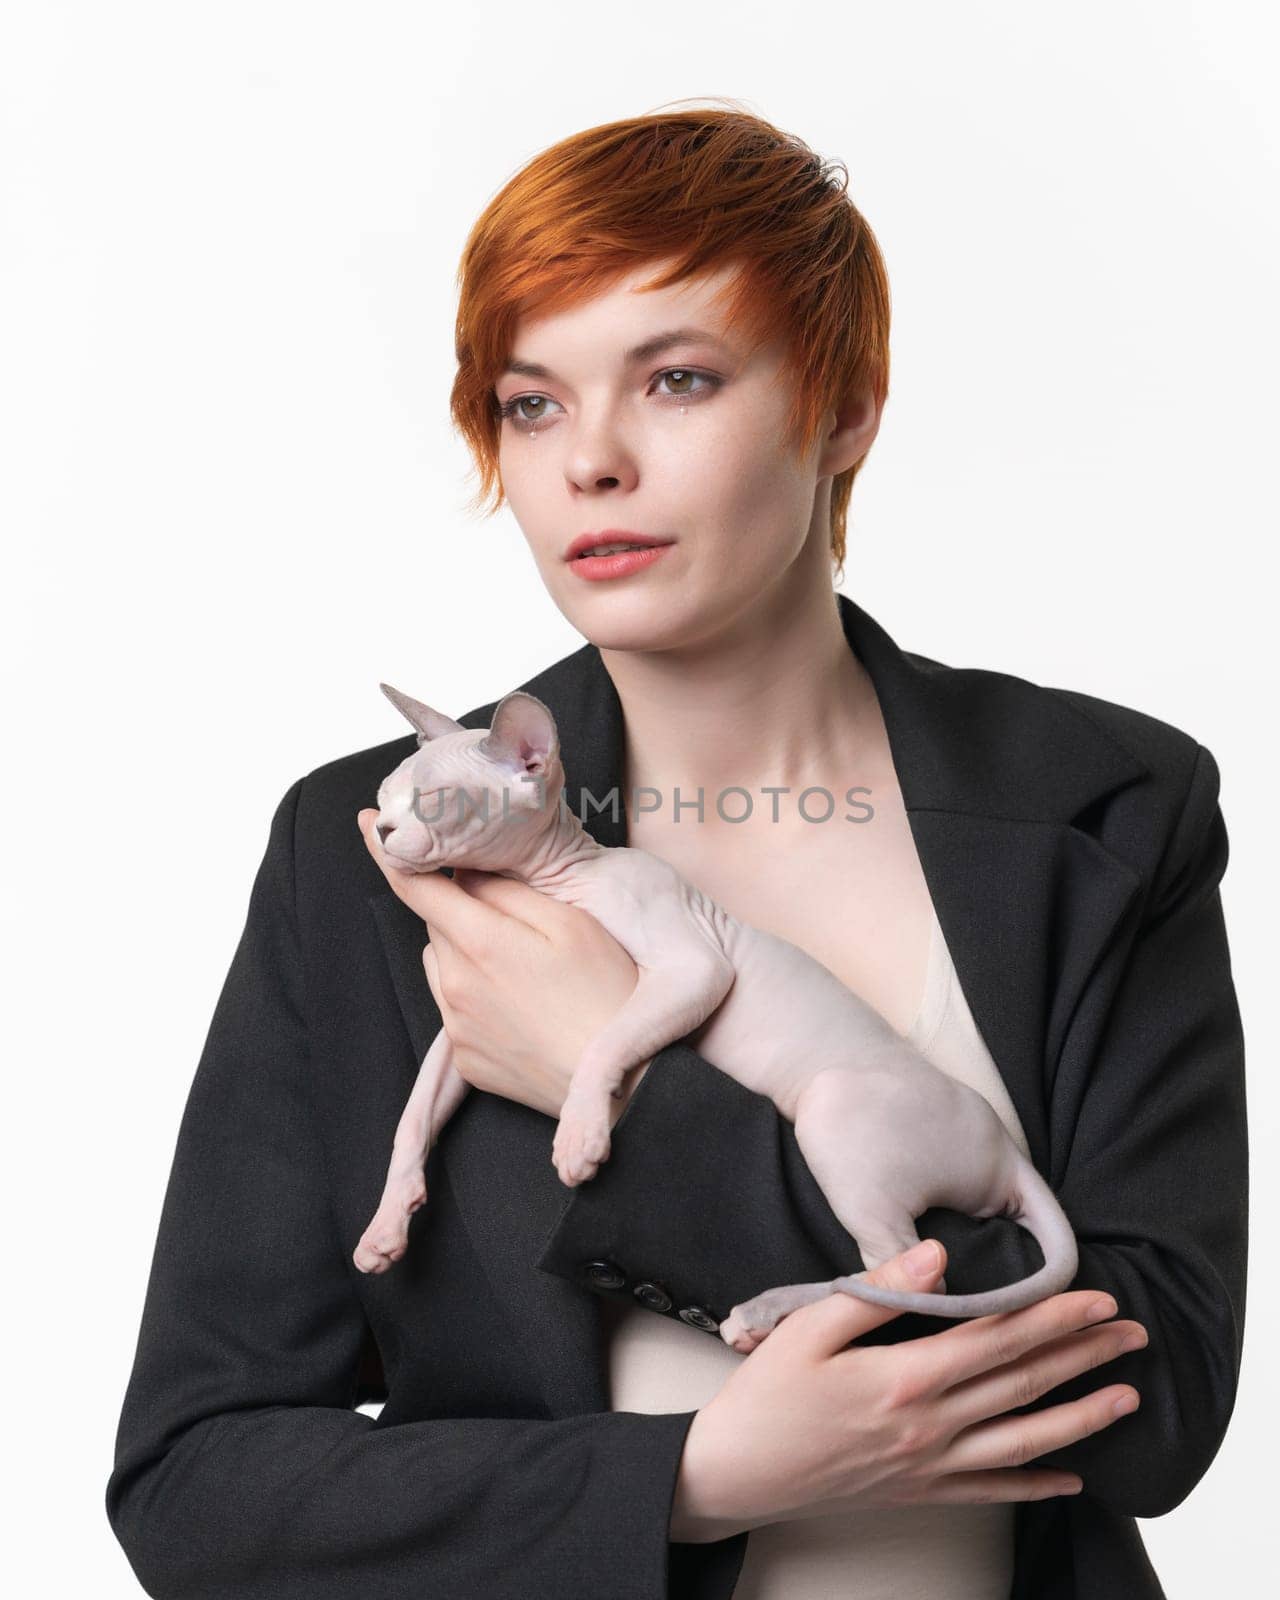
[105,778,698,1600]
[537,741,1248,1521]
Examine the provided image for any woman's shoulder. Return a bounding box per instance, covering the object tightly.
[898,644,1220,889]
[1041,680,1208,780]
[284,732,413,848]
[907,640,1210,792]
[274,733,421,915]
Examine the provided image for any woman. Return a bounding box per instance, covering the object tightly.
[106,107,1247,1600]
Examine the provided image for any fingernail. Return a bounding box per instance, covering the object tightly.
[906,1240,940,1278]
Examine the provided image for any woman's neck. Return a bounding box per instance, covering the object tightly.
[599,585,884,807]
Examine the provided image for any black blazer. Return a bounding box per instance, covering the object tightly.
[106,593,1248,1600]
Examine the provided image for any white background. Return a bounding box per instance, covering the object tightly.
[4,3,1275,1593]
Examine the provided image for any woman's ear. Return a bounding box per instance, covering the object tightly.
[817,385,883,478]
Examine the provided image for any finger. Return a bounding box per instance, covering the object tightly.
[450,868,558,937]
[421,922,464,980]
[893,1291,1127,1400]
[357,810,500,947]
[940,1377,1140,1477]
[943,1316,1147,1442]
[422,943,447,1009]
[805,1465,1084,1516]
[785,1240,949,1361]
[903,1467,1085,1505]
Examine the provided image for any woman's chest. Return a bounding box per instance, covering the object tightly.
[629,785,937,1038]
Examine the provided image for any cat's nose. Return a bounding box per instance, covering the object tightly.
[375,821,395,844]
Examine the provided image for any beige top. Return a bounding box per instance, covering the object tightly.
[601,902,1034,1599]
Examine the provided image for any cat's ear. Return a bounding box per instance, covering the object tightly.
[479,692,559,776]
[380,682,465,746]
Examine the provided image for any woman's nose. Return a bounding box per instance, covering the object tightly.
[375,821,394,844]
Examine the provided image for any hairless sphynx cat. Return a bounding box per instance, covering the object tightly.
[354,685,1078,1351]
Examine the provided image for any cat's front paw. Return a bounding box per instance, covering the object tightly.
[552,1109,612,1186]
[351,1174,429,1273]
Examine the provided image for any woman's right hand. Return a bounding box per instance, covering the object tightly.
[670,1238,1147,1542]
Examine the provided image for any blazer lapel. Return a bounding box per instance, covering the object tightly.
[368,592,1151,1415]
[845,599,1150,1181]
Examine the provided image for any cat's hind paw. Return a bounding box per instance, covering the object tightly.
[719,1300,778,1354]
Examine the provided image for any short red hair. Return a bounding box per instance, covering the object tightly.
[450,101,891,578]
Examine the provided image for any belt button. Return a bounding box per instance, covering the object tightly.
[678,1305,719,1333]
[633,1280,673,1313]
[583,1259,626,1291]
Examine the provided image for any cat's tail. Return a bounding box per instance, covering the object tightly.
[838,1151,1079,1320]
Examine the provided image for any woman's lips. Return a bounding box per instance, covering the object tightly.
[569,544,675,581]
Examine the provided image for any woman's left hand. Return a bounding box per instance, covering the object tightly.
[358,810,648,1122]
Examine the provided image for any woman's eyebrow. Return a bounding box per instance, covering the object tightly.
[502,327,730,381]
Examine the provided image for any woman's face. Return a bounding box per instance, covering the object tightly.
[493,258,860,651]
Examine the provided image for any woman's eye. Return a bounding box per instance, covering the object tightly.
[496,367,721,433]
[498,394,564,429]
[654,368,717,400]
